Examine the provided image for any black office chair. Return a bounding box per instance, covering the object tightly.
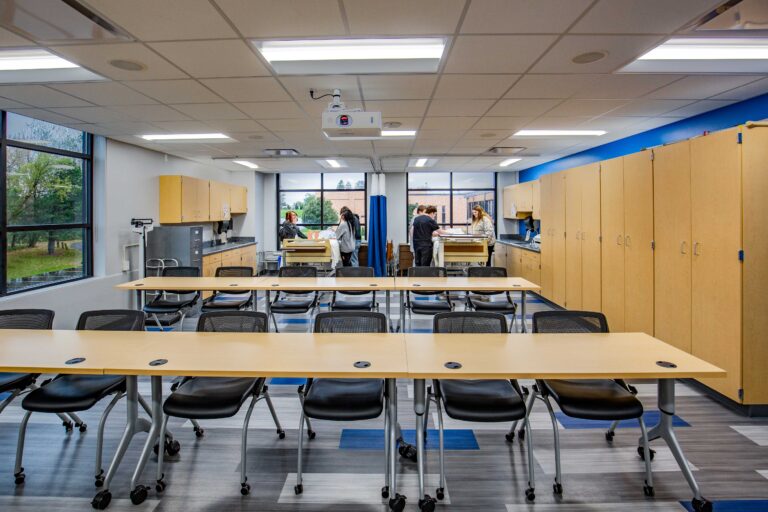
[294,312,388,497]
[331,266,377,311]
[269,266,319,332]
[426,312,535,504]
[530,310,654,498]
[201,266,254,312]
[405,266,452,331]
[144,266,201,329]
[14,310,148,488]
[156,311,283,496]
[466,266,518,332]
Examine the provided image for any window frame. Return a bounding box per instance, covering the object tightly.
[276,173,368,246]
[406,172,497,239]
[1,111,94,295]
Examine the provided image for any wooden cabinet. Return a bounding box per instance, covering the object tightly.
[160,175,210,224]
[565,168,583,309]
[240,245,257,271]
[209,180,231,222]
[600,157,625,331]
[550,173,567,306]
[653,140,692,353]
[502,182,534,218]
[538,174,553,299]
[691,128,742,401]
[493,242,507,269]
[230,185,248,214]
[220,248,241,268]
[507,246,523,277]
[521,250,540,285]
[201,244,258,296]
[531,179,541,220]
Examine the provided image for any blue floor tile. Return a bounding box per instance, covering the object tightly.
[279,318,309,324]
[680,500,768,512]
[340,429,479,450]
[555,410,690,429]
[408,328,432,333]
[269,378,307,385]
[0,392,9,400]
[145,326,175,332]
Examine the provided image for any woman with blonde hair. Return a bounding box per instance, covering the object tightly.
[470,205,496,266]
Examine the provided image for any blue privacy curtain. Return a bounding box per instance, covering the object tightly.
[367,173,387,276]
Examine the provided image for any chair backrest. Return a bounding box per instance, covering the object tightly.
[278,265,317,278]
[467,266,507,278]
[433,312,507,333]
[215,266,253,278]
[197,311,268,332]
[313,311,387,333]
[336,266,374,278]
[0,309,55,329]
[162,266,200,277]
[77,310,145,331]
[532,310,609,333]
[407,266,446,278]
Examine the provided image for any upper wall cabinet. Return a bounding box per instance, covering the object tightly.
[159,175,248,224]
[503,180,540,219]
[230,184,248,214]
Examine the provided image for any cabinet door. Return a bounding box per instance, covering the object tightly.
[539,174,553,299]
[550,173,567,306]
[600,157,625,331]
[240,246,257,272]
[581,163,602,312]
[494,243,506,269]
[653,141,692,353]
[509,247,523,277]
[531,179,541,220]
[623,151,654,335]
[196,178,210,221]
[181,177,198,223]
[503,187,514,218]
[691,128,742,401]
[230,185,248,214]
[209,181,230,221]
[565,168,582,309]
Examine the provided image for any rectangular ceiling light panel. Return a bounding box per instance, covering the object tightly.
[621,38,768,73]
[140,133,231,141]
[253,38,445,74]
[513,130,606,136]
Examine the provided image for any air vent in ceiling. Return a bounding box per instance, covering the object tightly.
[485,146,526,155]
[262,149,300,156]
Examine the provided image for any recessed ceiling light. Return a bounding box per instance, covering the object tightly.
[326,159,341,168]
[513,130,606,136]
[139,133,231,141]
[572,51,608,64]
[0,49,78,70]
[383,121,402,129]
[252,38,446,74]
[316,158,347,169]
[415,158,428,167]
[499,158,522,167]
[621,38,768,73]
[109,59,146,71]
[381,130,417,137]
[408,157,438,168]
[232,160,259,169]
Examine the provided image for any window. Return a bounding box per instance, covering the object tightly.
[278,173,366,242]
[3,112,93,294]
[407,172,496,236]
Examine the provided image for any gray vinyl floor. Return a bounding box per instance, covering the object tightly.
[1,291,767,511]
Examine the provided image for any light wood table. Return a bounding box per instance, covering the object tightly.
[394,276,540,332]
[404,332,726,511]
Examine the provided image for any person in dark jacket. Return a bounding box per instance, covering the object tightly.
[278,211,307,243]
[412,205,447,266]
[340,206,362,266]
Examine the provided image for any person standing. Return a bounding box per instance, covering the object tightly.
[411,205,446,266]
[278,211,307,242]
[470,205,496,266]
[336,209,356,267]
[341,206,362,266]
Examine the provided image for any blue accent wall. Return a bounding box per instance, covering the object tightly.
[518,91,768,183]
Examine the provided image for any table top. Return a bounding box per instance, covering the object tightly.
[404,332,726,380]
[117,276,268,291]
[258,276,397,291]
[394,276,540,291]
[117,276,397,291]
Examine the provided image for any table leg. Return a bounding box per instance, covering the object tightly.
[398,290,405,333]
[643,379,711,512]
[386,378,405,511]
[413,378,435,509]
[521,290,527,333]
[386,291,393,332]
[266,290,271,331]
[136,289,142,312]
[128,376,164,503]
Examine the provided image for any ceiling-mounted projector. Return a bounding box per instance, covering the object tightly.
[316,88,382,140]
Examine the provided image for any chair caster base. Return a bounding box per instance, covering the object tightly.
[605,431,615,442]
[418,495,436,512]
[691,498,713,512]
[277,429,286,439]
[154,439,181,457]
[381,486,389,499]
[156,476,166,493]
[14,469,24,485]
[130,484,148,505]
[94,469,104,488]
[505,432,515,443]
[637,446,656,461]
[294,484,303,495]
[643,484,655,497]
[525,487,535,502]
[553,482,563,495]
[389,493,406,512]
[436,487,445,500]
[63,420,73,433]
[307,430,316,440]
[240,482,250,496]
[398,442,417,462]
[517,428,526,441]
[193,426,205,438]
[78,422,88,433]
[91,490,112,510]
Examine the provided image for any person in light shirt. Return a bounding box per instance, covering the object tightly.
[469,205,496,266]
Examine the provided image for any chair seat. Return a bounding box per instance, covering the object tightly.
[411,301,452,314]
[22,375,125,413]
[202,294,251,311]
[541,379,643,421]
[0,373,36,393]
[271,298,314,312]
[144,312,182,326]
[332,298,374,310]
[437,379,526,422]
[469,298,516,313]
[144,297,197,314]
[163,377,264,419]
[303,378,384,421]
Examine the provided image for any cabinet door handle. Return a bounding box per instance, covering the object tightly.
[680,241,687,254]
[625,235,631,247]
[617,235,623,246]
[693,242,700,256]
[581,232,586,241]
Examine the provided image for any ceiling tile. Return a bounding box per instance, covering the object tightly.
[234,101,307,119]
[89,122,161,136]
[204,119,266,132]
[50,43,187,80]
[48,106,139,123]
[109,105,191,122]
[149,40,269,78]
[571,0,723,34]
[365,100,429,117]
[151,120,214,132]
[344,0,465,35]
[447,146,488,155]
[48,82,157,106]
[0,27,34,46]
[0,85,92,107]
[461,0,592,34]
[258,118,316,131]
[280,75,361,101]
[571,74,683,99]
[412,141,455,153]
[227,132,282,143]
[486,99,561,117]
[200,77,290,102]
[544,99,628,117]
[530,35,663,74]
[416,130,464,142]
[381,117,422,130]
[216,0,345,37]
[434,74,518,99]
[420,117,479,130]
[426,99,494,117]
[473,116,533,130]
[660,100,736,118]
[607,99,694,117]
[6,108,82,125]
[359,75,437,100]
[0,97,30,109]
[646,76,765,100]
[171,103,248,121]
[711,78,768,101]
[505,74,599,99]
[462,129,516,141]
[123,80,222,103]
[520,116,594,130]
[445,35,557,73]
[85,0,236,40]
[298,100,364,116]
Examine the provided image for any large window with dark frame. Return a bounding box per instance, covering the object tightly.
[2,112,93,294]
[277,172,367,243]
[407,172,496,236]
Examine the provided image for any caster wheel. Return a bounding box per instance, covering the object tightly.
[398,443,418,462]
[63,420,73,433]
[691,498,713,512]
[553,482,563,495]
[637,446,656,461]
[130,485,148,505]
[418,495,436,512]
[14,470,25,485]
[307,430,316,440]
[294,484,303,495]
[381,485,389,499]
[91,490,112,510]
[605,431,615,442]
[436,487,445,500]
[505,432,515,443]
[525,487,536,502]
[643,484,655,497]
[194,427,205,438]
[240,483,250,496]
[517,428,526,441]
[165,439,181,456]
[95,477,104,488]
[277,430,286,440]
[389,493,406,512]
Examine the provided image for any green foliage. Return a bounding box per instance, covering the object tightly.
[300,194,339,228]
[7,240,82,279]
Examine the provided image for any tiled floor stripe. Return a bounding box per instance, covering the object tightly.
[555,410,690,430]
[507,503,687,511]
[680,500,768,512]
[0,497,160,511]
[730,425,768,446]
[339,428,479,450]
[533,446,697,475]
[433,411,563,431]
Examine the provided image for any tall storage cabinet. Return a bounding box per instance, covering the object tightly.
[539,174,553,299]
[550,173,567,306]
[600,157,626,331]
[565,168,583,309]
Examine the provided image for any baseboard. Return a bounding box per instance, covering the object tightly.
[682,378,768,417]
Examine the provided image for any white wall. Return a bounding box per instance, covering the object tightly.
[385,172,407,245]
[497,171,520,236]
